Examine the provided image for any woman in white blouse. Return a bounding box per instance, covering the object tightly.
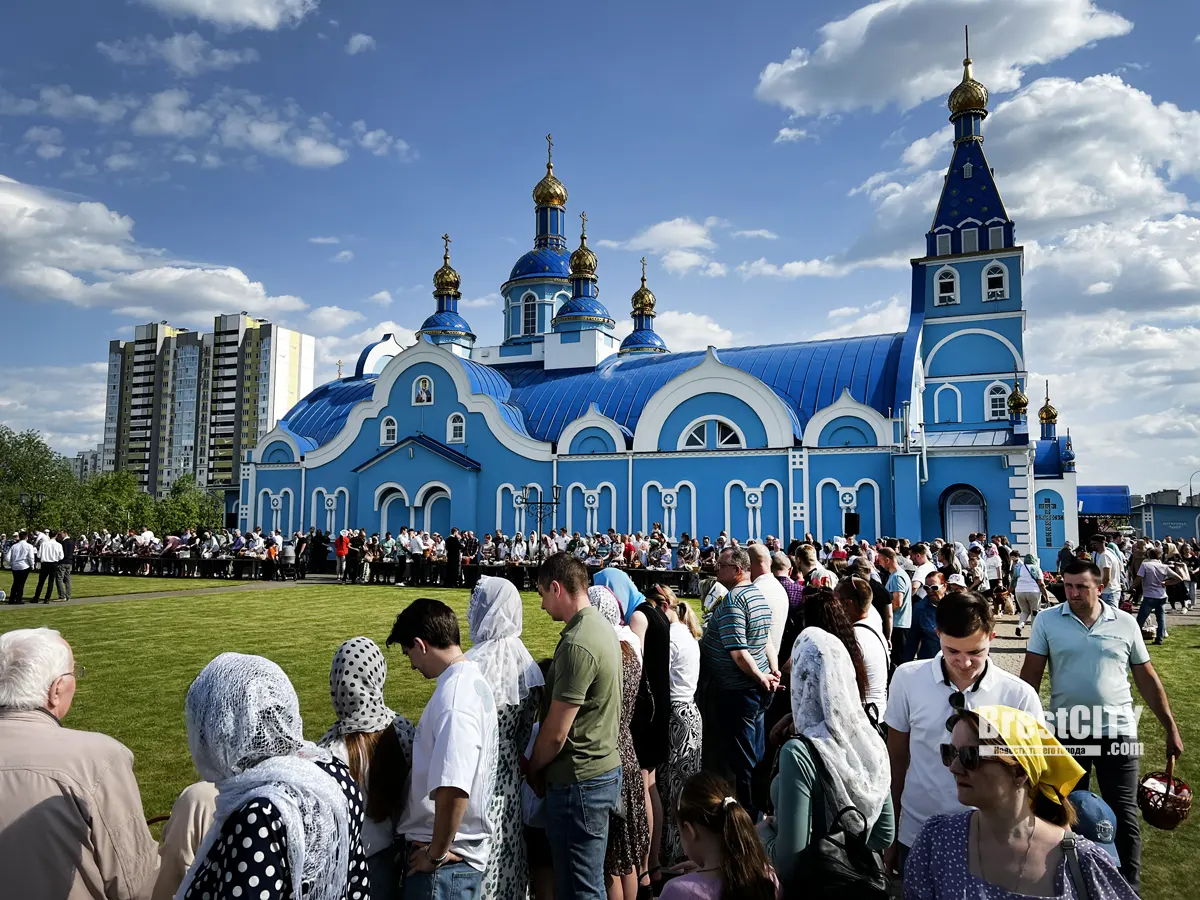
[660,590,703,868]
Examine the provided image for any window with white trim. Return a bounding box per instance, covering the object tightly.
[936,233,951,256]
[961,227,978,253]
[989,226,1004,250]
[716,421,741,448]
[962,162,973,179]
[935,268,959,306]
[381,417,397,445]
[447,413,465,444]
[985,264,1008,301]
[683,421,707,449]
[987,384,1010,421]
[523,299,537,336]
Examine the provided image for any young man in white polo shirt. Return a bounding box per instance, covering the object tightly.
[883,590,1042,877]
[389,598,498,899]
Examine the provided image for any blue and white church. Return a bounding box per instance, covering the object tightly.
[242,52,1080,565]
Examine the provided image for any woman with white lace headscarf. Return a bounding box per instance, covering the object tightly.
[758,629,894,893]
[176,653,368,900]
[465,577,544,900]
[318,637,414,900]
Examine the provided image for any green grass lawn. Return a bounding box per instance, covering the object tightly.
[0,583,1194,899]
[2,571,237,599]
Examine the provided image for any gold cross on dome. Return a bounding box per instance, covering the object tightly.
[442,233,451,252]
[546,133,553,164]
[640,256,647,280]
[336,359,343,378]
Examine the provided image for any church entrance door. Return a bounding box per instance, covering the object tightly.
[946,488,985,546]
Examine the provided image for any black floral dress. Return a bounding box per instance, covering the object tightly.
[182,758,369,900]
[606,644,649,878]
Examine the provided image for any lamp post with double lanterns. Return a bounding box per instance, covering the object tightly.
[18,491,45,532]
[519,484,562,567]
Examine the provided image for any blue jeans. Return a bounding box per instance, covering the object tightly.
[700,680,770,819]
[545,767,622,900]
[1101,589,1117,608]
[1137,595,1167,642]
[403,858,482,900]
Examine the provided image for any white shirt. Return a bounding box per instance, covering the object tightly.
[668,622,701,703]
[804,562,839,589]
[985,555,1002,579]
[1013,559,1043,593]
[883,652,1043,847]
[37,539,64,563]
[7,540,35,571]
[852,619,889,715]
[397,659,498,871]
[409,534,426,554]
[1093,548,1124,592]
[753,573,790,656]
[911,561,937,600]
[865,603,884,632]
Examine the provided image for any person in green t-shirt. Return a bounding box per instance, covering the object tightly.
[527,553,623,900]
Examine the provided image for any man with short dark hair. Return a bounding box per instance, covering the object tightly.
[1090,533,1123,607]
[699,545,779,816]
[390,598,499,896]
[528,553,622,900]
[883,592,1042,876]
[55,530,75,602]
[878,547,913,666]
[31,531,63,603]
[1020,559,1183,892]
[914,571,946,660]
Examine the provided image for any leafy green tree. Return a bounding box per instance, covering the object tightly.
[0,425,80,532]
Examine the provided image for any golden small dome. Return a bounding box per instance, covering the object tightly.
[533,133,567,207]
[1008,379,1029,416]
[433,233,460,294]
[631,257,656,315]
[948,57,989,118]
[1039,381,1058,424]
[569,212,597,276]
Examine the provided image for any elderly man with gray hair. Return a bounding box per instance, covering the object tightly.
[0,627,158,898]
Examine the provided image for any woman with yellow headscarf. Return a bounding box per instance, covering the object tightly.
[903,705,1138,899]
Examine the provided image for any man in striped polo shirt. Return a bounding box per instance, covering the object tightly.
[699,545,780,817]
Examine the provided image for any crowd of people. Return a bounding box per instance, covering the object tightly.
[0,528,1188,899]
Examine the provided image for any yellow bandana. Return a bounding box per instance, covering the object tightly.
[973,705,1085,805]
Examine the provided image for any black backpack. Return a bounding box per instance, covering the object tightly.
[788,735,890,900]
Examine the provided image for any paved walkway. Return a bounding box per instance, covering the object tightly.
[0,575,340,610]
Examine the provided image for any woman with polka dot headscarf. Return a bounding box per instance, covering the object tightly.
[319,637,415,900]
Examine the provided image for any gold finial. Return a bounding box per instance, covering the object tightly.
[1039,379,1058,424]
[433,232,461,294]
[965,24,969,61]
[442,232,451,262]
[569,210,597,276]
[580,210,588,239]
[631,257,657,316]
[533,134,567,207]
[546,133,553,168]
[948,26,989,119]
[336,359,343,378]
[640,256,647,284]
[1007,368,1029,416]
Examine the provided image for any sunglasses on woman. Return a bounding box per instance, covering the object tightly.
[940,743,1011,769]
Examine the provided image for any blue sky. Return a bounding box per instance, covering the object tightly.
[2,0,1200,493]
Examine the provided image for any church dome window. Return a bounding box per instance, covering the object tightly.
[935,267,959,306]
[961,227,978,253]
[523,297,538,335]
[678,417,744,451]
[936,232,951,256]
[717,421,742,448]
[683,421,706,449]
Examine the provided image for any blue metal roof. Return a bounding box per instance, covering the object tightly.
[498,333,905,443]
[353,434,481,473]
[1079,485,1131,516]
[929,138,1010,235]
[926,429,1013,448]
[507,247,570,284]
[553,295,614,326]
[280,377,378,448]
[418,310,475,336]
[620,329,668,354]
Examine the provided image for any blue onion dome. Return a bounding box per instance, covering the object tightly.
[620,328,668,355]
[508,247,571,283]
[420,310,474,334]
[1062,435,1076,462]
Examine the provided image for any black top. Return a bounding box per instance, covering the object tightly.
[60,538,76,559]
[629,600,671,770]
[445,534,462,561]
[868,578,893,633]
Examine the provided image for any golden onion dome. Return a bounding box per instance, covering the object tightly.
[631,257,656,315]
[433,233,460,294]
[533,133,567,207]
[948,56,989,118]
[1039,381,1058,424]
[569,212,597,276]
[1008,378,1029,416]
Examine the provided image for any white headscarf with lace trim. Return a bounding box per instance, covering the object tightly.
[465,576,544,707]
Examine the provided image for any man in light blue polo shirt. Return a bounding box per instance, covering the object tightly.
[1021,558,1183,894]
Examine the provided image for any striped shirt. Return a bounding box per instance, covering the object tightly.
[700,582,773,690]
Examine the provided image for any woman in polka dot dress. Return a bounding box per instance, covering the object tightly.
[175,653,369,900]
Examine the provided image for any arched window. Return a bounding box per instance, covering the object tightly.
[984,262,1009,301]
[683,421,706,449]
[380,416,397,445]
[447,413,465,444]
[716,421,741,448]
[523,297,538,335]
[986,383,1011,421]
[935,267,959,306]
[677,417,744,450]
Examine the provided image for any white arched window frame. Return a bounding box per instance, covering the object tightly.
[676,415,745,451]
[380,416,397,445]
[984,381,1011,421]
[934,265,959,306]
[521,291,538,336]
[447,413,465,444]
[933,384,962,424]
[983,260,1009,301]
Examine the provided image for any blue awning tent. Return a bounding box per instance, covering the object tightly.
[1078,485,1131,517]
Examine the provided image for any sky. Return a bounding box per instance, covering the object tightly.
[1,0,1199,494]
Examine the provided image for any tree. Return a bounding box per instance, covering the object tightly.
[0,425,80,532]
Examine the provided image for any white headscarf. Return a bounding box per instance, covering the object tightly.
[588,585,641,660]
[176,653,352,900]
[465,576,544,707]
[789,630,889,833]
[318,637,397,745]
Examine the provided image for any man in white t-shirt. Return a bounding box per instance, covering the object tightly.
[836,576,889,718]
[1089,534,1124,607]
[389,598,498,892]
[908,543,937,603]
[883,591,1042,876]
[748,543,789,656]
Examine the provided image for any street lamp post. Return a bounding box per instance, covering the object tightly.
[521,484,562,567]
[18,491,45,532]
[1189,470,1200,507]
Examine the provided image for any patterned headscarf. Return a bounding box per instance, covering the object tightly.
[588,585,641,659]
[318,637,397,744]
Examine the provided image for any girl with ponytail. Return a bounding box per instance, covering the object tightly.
[661,771,778,900]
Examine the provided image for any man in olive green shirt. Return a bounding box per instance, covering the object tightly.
[528,553,621,900]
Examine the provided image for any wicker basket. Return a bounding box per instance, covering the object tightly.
[1138,756,1192,831]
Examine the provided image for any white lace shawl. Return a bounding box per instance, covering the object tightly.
[465,576,544,707]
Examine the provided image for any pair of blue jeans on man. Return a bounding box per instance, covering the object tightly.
[544,767,623,900]
[1136,595,1167,643]
[912,595,940,660]
[402,852,483,900]
[700,678,771,819]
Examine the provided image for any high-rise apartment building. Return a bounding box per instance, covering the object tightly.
[103,314,315,516]
[71,444,104,481]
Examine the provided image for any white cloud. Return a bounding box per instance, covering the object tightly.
[600,216,728,276]
[827,305,860,318]
[134,0,318,31]
[132,89,213,137]
[345,33,375,55]
[0,85,137,124]
[460,293,500,308]
[22,126,65,159]
[731,229,778,240]
[367,290,393,305]
[215,91,348,167]
[613,310,735,352]
[736,256,882,278]
[97,32,259,76]
[308,235,339,244]
[810,296,909,339]
[756,0,1130,118]
[0,172,307,328]
[331,249,353,263]
[314,320,419,383]
[0,362,108,453]
[306,305,364,333]
[104,151,140,172]
[351,120,414,160]
[774,127,807,143]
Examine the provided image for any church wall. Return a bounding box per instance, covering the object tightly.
[807,451,894,541]
[568,427,618,454]
[921,256,1023,316]
[656,392,768,451]
[817,416,878,448]
[557,458,628,535]
[923,452,1032,550]
[923,328,1023,379]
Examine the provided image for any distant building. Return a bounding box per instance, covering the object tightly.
[1144,489,1182,507]
[71,445,103,481]
[102,315,314,515]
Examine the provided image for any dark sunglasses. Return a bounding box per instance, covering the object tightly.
[941,743,1010,769]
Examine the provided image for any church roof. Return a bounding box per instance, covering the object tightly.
[418,309,475,337]
[1034,436,1070,477]
[280,377,378,448]
[929,136,1010,236]
[507,247,570,285]
[619,328,668,354]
